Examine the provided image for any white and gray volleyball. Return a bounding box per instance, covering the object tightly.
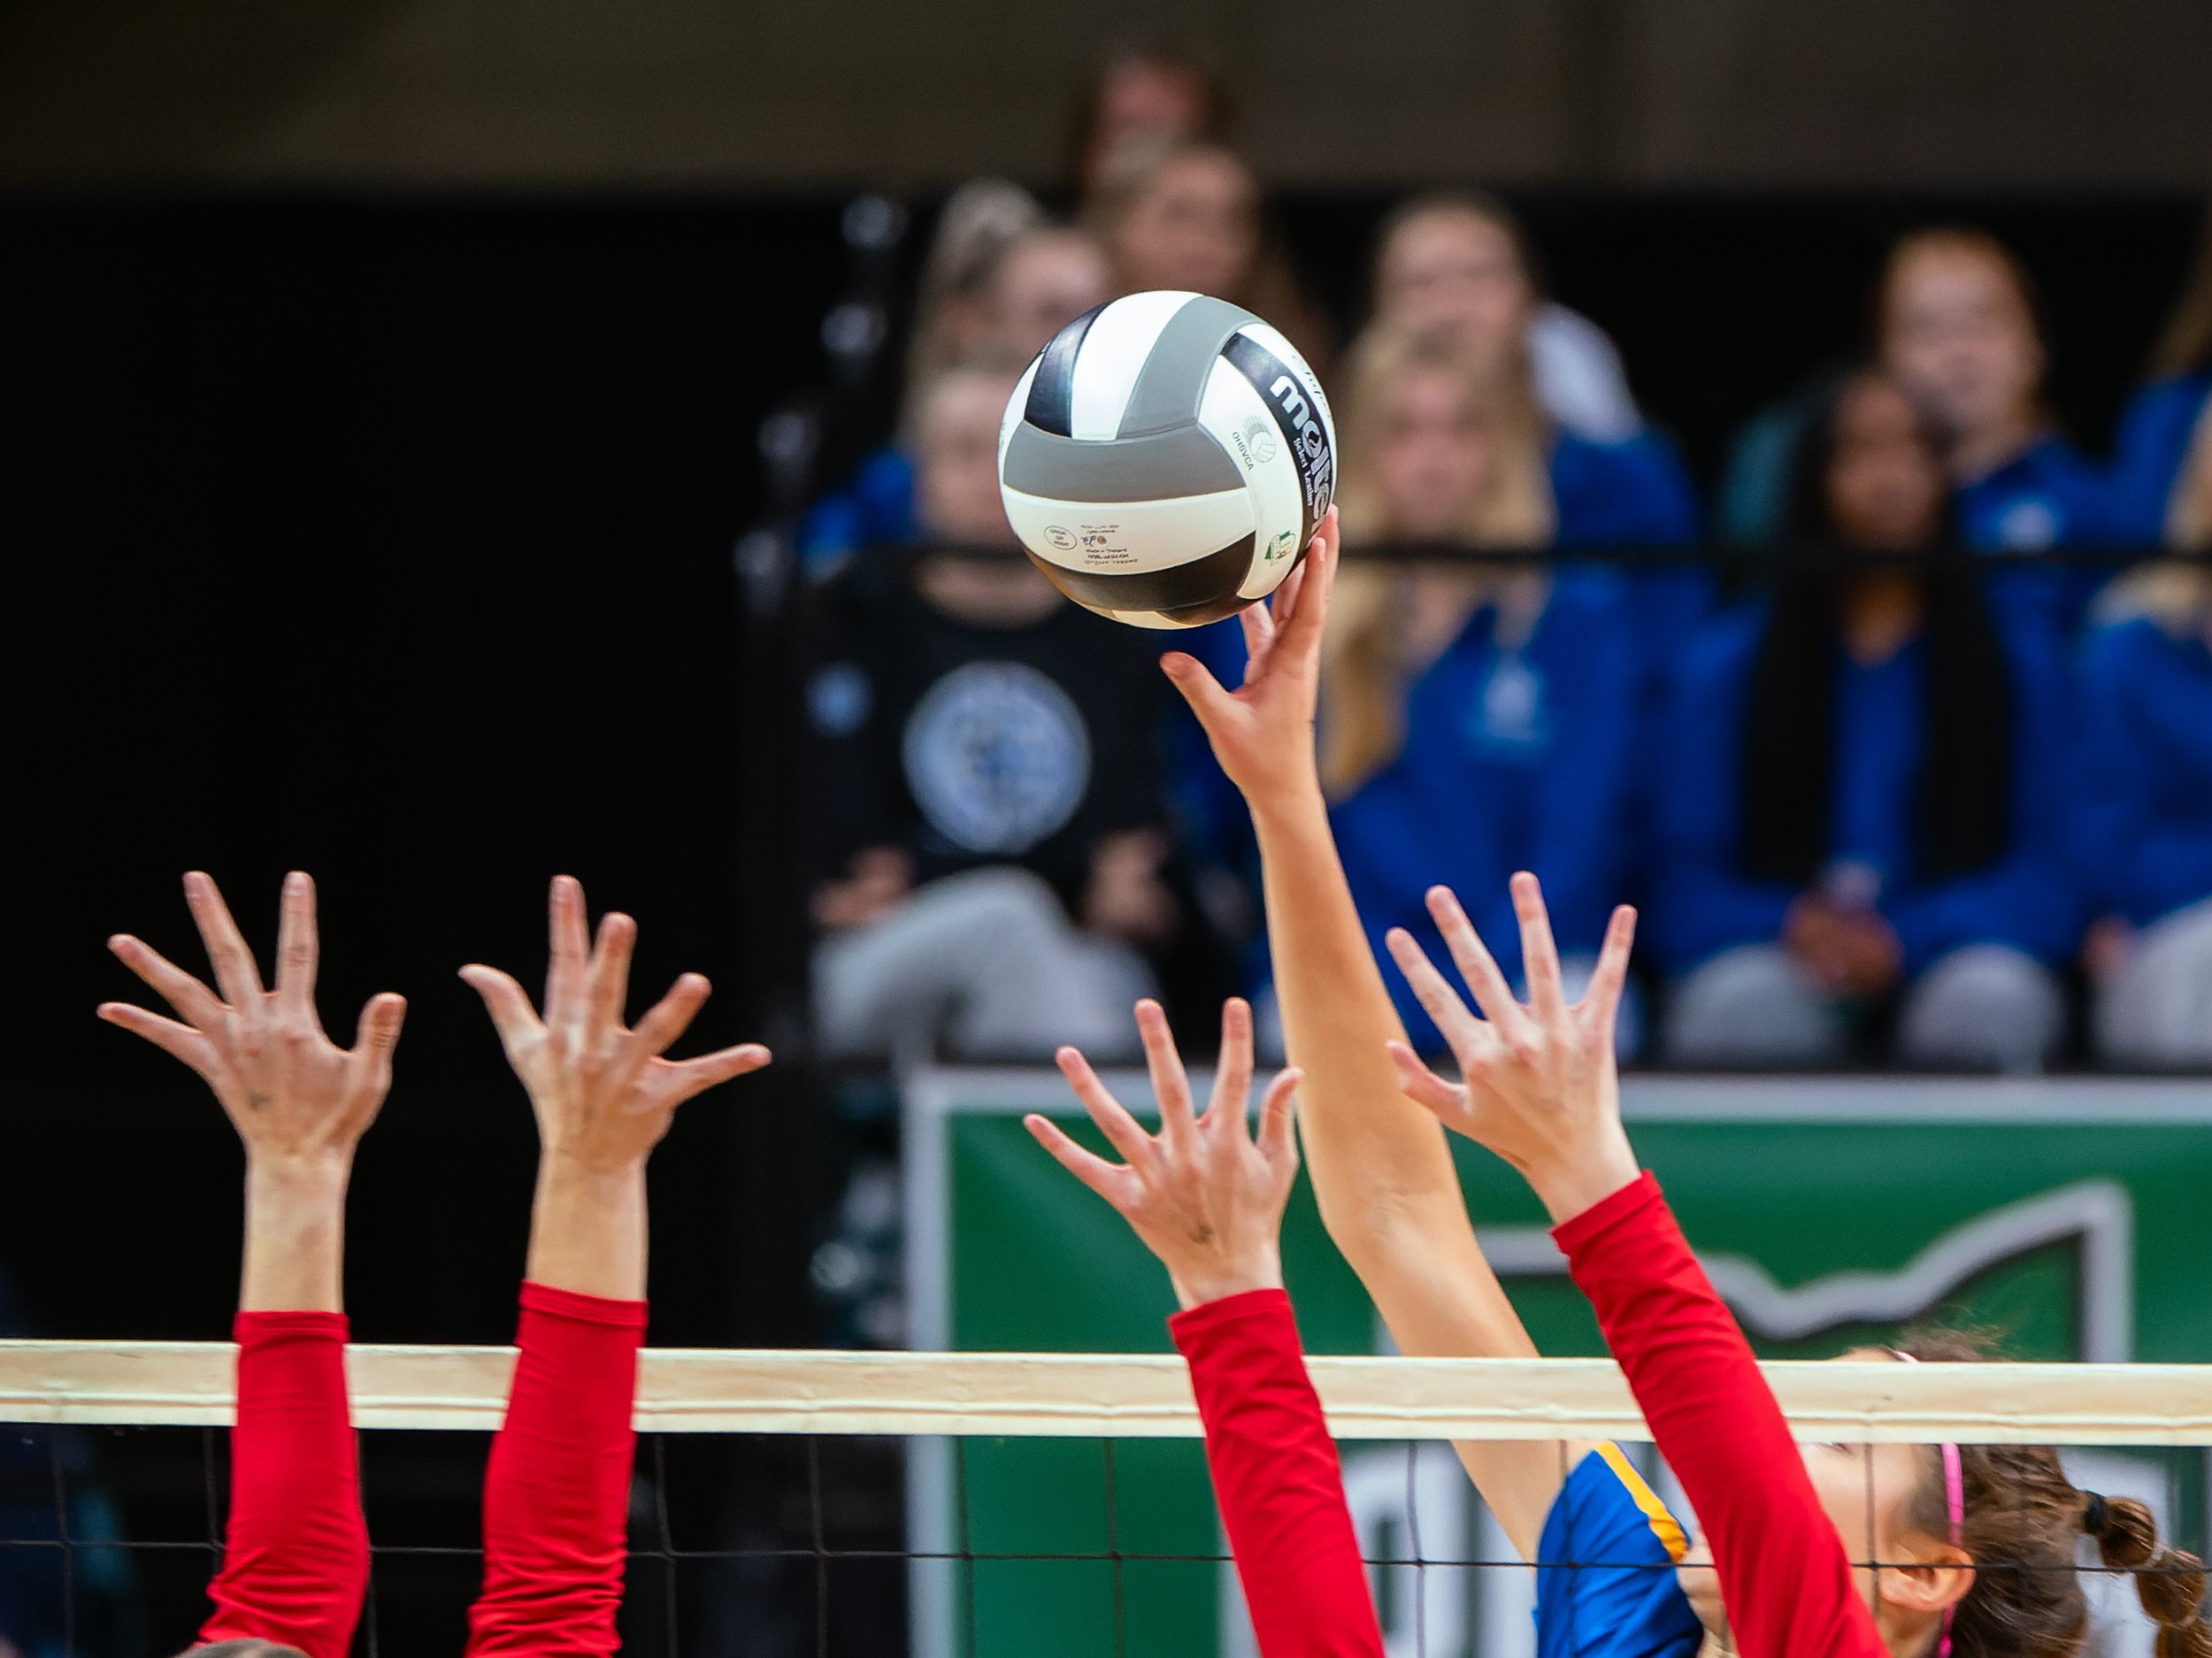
[997,291,1336,629]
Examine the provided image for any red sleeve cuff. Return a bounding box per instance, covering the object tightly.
[1167,1286,1294,1349]
[1550,1169,1663,1257]
[232,1309,350,1344]
[518,1280,649,1331]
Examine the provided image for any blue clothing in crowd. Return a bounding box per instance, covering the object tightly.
[2074,617,2212,929]
[1650,602,2081,979]
[1332,573,1640,1048]
[797,445,918,569]
[1552,430,1711,683]
[1957,434,2116,632]
[2106,372,2212,543]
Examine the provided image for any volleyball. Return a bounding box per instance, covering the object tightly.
[996,289,1336,629]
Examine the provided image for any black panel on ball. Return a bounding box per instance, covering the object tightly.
[1022,302,1107,437]
[1025,532,1268,626]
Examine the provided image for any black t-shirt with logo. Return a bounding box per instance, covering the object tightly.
[804,557,1172,912]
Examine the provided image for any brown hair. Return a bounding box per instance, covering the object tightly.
[1319,325,1555,795]
[183,1643,311,1656]
[1878,228,2045,349]
[1895,1332,2211,1658]
[1067,40,1237,196]
[2151,207,2212,380]
[1370,189,1545,309]
[1084,136,1332,373]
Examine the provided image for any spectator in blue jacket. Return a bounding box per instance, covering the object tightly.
[1655,370,2081,1070]
[2075,426,2212,1067]
[1881,228,2114,629]
[2107,214,2212,547]
[1320,325,1641,1055]
[1365,192,1706,678]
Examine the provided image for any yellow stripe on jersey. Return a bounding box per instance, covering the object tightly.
[1595,1441,1690,1562]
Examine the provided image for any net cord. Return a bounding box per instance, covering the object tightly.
[3,1342,2208,1443]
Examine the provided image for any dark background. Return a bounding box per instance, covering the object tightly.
[1,184,2206,1652]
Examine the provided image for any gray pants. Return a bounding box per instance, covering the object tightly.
[2098,896,2212,1067]
[814,866,1156,1064]
[1666,941,2065,1071]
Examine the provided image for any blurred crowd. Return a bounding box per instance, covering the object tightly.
[793,42,2212,1075]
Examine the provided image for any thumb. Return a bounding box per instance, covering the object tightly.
[1161,651,1241,732]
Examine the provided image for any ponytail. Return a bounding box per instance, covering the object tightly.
[2080,1491,2212,1658]
[1893,1332,2212,1658]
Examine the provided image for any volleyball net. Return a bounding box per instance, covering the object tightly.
[4,1341,2209,1658]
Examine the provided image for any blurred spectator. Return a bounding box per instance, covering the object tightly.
[987,224,1114,361]
[1068,42,1235,201]
[1320,326,1640,1055]
[1653,371,2080,1070]
[1881,230,2108,549]
[2108,208,2212,545]
[805,359,1179,1062]
[797,201,1111,574]
[1086,135,1331,369]
[1370,191,1644,443]
[2075,419,2212,1068]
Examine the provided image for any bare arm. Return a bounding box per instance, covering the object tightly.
[1159,520,1570,1556]
[101,870,399,1658]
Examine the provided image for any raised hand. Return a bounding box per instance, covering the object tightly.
[101,871,405,1310]
[101,871,406,1173]
[1025,999,1303,1309]
[1383,872,1641,1225]
[460,875,770,1175]
[1160,508,1338,805]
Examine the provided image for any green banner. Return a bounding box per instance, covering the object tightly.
[903,1071,2212,1658]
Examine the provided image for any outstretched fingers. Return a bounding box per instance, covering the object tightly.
[107,933,227,1028]
[1386,1041,1473,1129]
[1275,508,1338,655]
[184,871,264,1009]
[544,875,591,1025]
[1135,999,1196,1149]
[1424,886,1527,1033]
[626,971,712,1065]
[273,871,319,1020]
[345,993,408,1101]
[1023,1114,1134,1209]
[662,1041,773,1106]
[1207,997,1256,1138]
[1056,1044,1157,1171]
[1509,872,1569,1025]
[1158,649,1239,731]
[96,1002,218,1078]
[459,963,541,1055]
[585,910,637,1038]
[1255,1067,1302,1165]
[1386,925,1498,1063]
[1579,904,1639,1037]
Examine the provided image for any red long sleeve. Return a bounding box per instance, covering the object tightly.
[465,1282,648,1657]
[1553,1173,1884,1658]
[1171,1289,1385,1658]
[199,1311,370,1658]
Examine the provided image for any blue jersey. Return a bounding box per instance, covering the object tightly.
[795,444,919,572]
[1536,1444,1704,1658]
[1956,434,2116,634]
[2106,373,2212,545]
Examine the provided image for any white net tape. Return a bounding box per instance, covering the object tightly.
[2,1341,2208,1443]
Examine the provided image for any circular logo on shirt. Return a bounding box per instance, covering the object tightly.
[1994,497,2062,550]
[902,661,1091,855]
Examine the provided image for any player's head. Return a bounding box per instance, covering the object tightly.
[1789,1338,2211,1658]
[986,225,1112,363]
[1786,368,1954,552]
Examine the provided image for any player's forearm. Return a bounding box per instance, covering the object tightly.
[242,1156,352,1313]
[1250,787,1473,1223]
[525,1157,648,1301]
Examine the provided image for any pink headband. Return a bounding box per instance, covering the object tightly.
[1895,1352,1964,1658]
